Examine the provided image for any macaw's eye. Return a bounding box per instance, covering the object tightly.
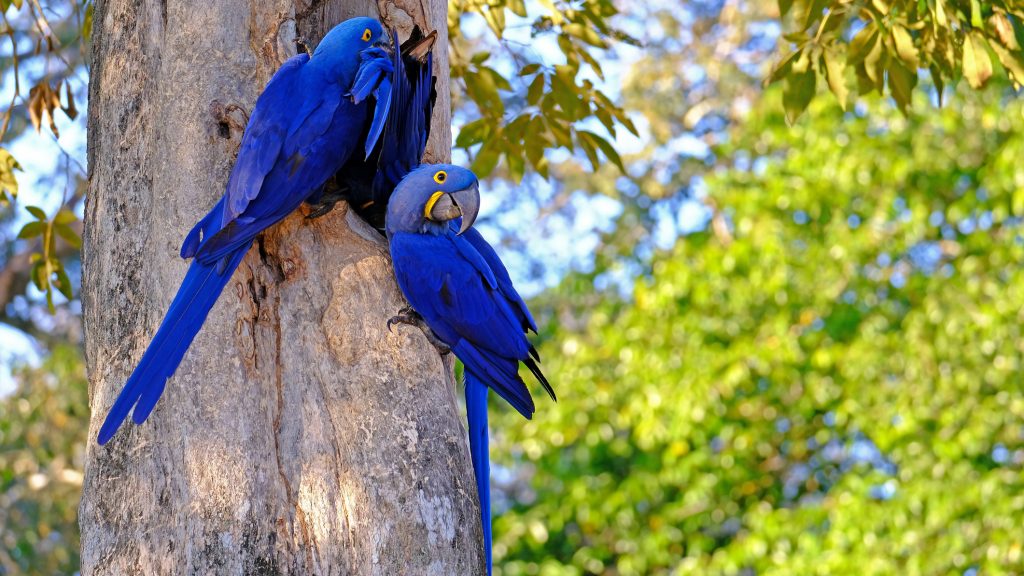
[433,170,447,184]
[362,28,372,42]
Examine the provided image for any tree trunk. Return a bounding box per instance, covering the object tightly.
[79,0,482,574]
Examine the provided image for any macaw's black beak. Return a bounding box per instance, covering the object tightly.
[427,182,480,234]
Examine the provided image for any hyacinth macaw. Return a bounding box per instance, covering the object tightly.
[313,26,437,230]
[386,164,555,574]
[97,17,395,445]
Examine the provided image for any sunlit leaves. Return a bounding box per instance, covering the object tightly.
[767,1,1024,118]
[16,205,80,311]
[0,148,20,207]
[450,0,635,181]
[962,30,994,88]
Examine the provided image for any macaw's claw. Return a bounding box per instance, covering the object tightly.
[387,308,452,354]
[305,201,338,220]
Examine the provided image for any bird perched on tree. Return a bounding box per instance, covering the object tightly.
[97,17,396,445]
[310,26,437,230]
[386,164,555,575]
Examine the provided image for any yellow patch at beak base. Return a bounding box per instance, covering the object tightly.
[424,191,445,219]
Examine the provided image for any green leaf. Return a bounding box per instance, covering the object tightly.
[766,49,802,86]
[507,0,527,18]
[546,116,573,148]
[887,60,917,114]
[929,65,946,106]
[576,131,599,170]
[482,6,505,38]
[26,205,47,221]
[17,221,45,239]
[519,63,541,76]
[527,73,546,106]
[55,224,81,249]
[482,67,512,91]
[933,0,947,27]
[0,148,20,199]
[970,0,983,28]
[471,138,501,177]
[988,39,1024,84]
[579,130,625,172]
[54,266,73,300]
[31,261,46,291]
[470,51,490,65]
[551,66,581,117]
[464,68,504,116]
[848,22,879,65]
[823,48,849,109]
[505,150,525,183]
[455,118,491,148]
[54,209,76,225]
[962,31,993,88]
[783,69,816,124]
[892,24,920,69]
[564,23,607,48]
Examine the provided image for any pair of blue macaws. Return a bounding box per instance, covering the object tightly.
[96,16,552,575]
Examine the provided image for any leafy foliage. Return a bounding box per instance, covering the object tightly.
[0,345,86,575]
[449,0,637,180]
[768,1,1024,120]
[491,85,1024,574]
[0,0,89,320]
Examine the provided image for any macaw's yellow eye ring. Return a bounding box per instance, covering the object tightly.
[433,170,447,184]
[362,28,372,42]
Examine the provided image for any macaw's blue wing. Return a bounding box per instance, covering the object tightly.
[457,227,539,334]
[221,53,310,226]
[390,232,541,417]
[194,77,353,265]
[465,376,493,575]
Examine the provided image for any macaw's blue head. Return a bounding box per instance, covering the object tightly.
[310,17,387,79]
[386,164,481,237]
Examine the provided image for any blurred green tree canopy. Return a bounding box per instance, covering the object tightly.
[0,345,86,574]
[491,84,1024,574]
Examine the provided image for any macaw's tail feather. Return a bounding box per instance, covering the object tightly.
[466,375,493,576]
[96,246,250,445]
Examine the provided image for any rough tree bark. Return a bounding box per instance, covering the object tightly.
[79,0,483,574]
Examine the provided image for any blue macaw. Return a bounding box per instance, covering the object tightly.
[386,164,554,575]
[97,17,396,445]
[311,25,437,229]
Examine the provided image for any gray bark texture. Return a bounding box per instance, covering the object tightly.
[79,0,484,574]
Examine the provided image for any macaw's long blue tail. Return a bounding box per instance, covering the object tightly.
[96,246,250,444]
[466,375,493,575]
